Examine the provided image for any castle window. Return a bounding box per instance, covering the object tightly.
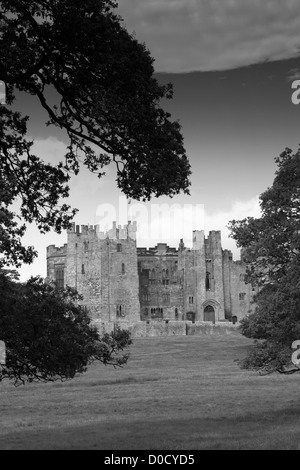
[84,241,89,252]
[175,308,178,320]
[116,305,126,317]
[150,307,163,318]
[206,272,211,290]
[142,294,150,302]
[54,265,64,290]
[81,264,85,274]
[239,292,246,301]
[163,293,170,303]
[162,267,169,284]
[117,243,122,252]
[150,268,156,284]
[189,296,194,304]
[122,263,125,274]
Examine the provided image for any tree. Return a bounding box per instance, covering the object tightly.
[0,271,132,385]
[0,0,191,267]
[228,147,300,374]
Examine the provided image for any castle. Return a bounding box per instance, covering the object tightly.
[46,222,255,327]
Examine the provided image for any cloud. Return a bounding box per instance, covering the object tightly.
[30,136,111,196]
[286,67,300,83]
[117,0,300,72]
[31,136,67,160]
[204,196,261,258]
[96,196,261,259]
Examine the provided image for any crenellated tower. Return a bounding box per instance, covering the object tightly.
[47,221,140,324]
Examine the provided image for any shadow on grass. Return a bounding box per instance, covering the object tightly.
[51,375,161,388]
[1,406,300,450]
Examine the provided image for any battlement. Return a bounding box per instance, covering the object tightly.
[223,249,233,259]
[205,231,222,243]
[47,244,67,257]
[233,259,244,266]
[67,221,137,241]
[137,244,178,256]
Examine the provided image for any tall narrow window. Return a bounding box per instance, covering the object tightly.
[116,305,125,317]
[189,296,194,304]
[122,263,125,274]
[117,243,122,252]
[150,268,156,284]
[54,265,64,290]
[206,272,211,290]
[81,264,85,274]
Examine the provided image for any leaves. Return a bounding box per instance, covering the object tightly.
[229,147,300,373]
[0,0,191,267]
[228,147,300,287]
[0,272,132,385]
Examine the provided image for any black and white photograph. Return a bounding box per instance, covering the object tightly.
[1,0,300,453]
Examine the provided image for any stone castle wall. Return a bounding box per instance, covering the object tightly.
[46,222,255,328]
[56,222,140,324]
[94,320,240,338]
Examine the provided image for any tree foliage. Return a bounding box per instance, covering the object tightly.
[0,271,132,385]
[229,147,300,287]
[0,0,191,266]
[228,147,300,374]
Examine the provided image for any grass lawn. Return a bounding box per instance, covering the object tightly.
[1,333,300,450]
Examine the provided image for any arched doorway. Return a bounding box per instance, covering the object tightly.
[204,305,215,323]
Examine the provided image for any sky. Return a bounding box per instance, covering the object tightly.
[9,0,300,281]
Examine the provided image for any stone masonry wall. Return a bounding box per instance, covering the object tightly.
[47,224,253,327]
[230,261,256,321]
[92,320,240,338]
[64,222,140,323]
[222,249,232,320]
[190,230,206,321]
[46,244,67,283]
[138,244,184,321]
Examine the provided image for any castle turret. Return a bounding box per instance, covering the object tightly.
[203,231,225,321]
[63,222,140,323]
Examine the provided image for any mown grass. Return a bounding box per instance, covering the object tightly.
[1,334,300,449]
